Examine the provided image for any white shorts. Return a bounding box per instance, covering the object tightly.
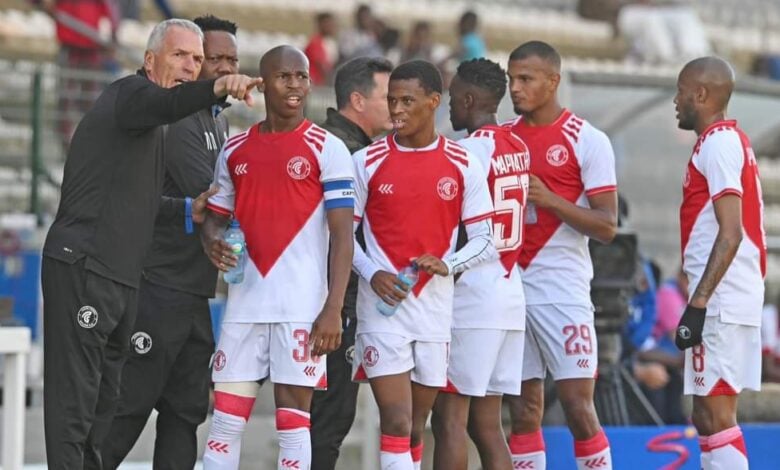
[444,329,525,397]
[522,304,598,380]
[352,333,449,387]
[212,322,327,389]
[684,315,761,396]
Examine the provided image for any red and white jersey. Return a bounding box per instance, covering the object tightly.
[680,120,766,326]
[455,125,529,330]
[207,120,355,323]
[353,135,494,341]
[508,109,617,306]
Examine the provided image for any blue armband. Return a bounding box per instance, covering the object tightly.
[185,197,194,234]
[323,179,355,210]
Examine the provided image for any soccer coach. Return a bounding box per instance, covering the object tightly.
[40,18,260,468]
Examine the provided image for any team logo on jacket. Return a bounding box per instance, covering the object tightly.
[683,168,691,188]
[287,156,311,180]
[546,145,569,167]
[363,346,379,367]
[437,177,458,201]
[76,305,98,329]
[131,331,152,354]
[213,350,227,371]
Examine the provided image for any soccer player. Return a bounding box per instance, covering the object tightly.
[350,60,496,470]
[310,56,394,470]
[200,45,355,470]
[673,56,765,470]
[504,41,618,470]
[431,58,529,470]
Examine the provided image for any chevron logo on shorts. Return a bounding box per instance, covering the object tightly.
[281,458,300,469]
[514,460,535,469]
[303,366,317,377]
[584,456,607,468]
[207,440,229,453]
[577,359,590,369]
[694,376,705,387]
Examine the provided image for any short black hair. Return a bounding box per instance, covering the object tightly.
[335,57,393,109]
[390,60,442,94]
[316,12,333,23]
[456,58,506,103]
[460,11,477,27]
[193,14,237,36]
[509,40,560,71]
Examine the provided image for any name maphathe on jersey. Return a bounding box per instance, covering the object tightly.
[492,151,530,176]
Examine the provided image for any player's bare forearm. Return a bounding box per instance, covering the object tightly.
[546,191,618,244]
[324,207,354,311]
[689,195,742,308]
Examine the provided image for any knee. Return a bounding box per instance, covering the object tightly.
[508,396,543,433]
[467,419,501,447]
[559,396,598,436]
[431,409,466,440]
[380,405,412,437]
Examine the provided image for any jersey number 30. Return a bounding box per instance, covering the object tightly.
[492,174,529,252]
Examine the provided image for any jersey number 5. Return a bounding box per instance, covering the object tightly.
[493,174,529,252]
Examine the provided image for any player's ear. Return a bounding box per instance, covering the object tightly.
[350,91,365,112]
[548,72,561,91]
[695,85,708,104]
[429,92,441,110]
[464,92,474,109]
[143,50,154,76]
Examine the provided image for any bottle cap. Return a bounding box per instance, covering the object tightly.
[230,219,240,228]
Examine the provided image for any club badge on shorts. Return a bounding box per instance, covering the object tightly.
[213,350,227,371]
[131,331,153,354]
[77,305,98,329]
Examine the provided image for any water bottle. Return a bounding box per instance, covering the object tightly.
[376,264,419,316]
[525,203,537,225]
[223,220,246,284]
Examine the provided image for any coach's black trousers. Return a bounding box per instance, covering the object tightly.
[102,278,214,469]
[310,316,360,470]
[42,256,138,469]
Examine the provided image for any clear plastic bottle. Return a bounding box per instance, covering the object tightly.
[223,220,246,284]
[376,264,419,316]
[525,203,538,224]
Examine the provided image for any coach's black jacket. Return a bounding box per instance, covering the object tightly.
[321,108,372,319]
[142,104,229,298]
[43,70,220,288]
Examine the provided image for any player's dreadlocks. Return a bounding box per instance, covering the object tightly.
[456,58,507,104]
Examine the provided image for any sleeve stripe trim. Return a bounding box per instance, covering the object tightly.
[462,212,493,225]
[353,215,362,222]
[585,185,617,196]
[712,188,742,201]
[206,202,232,216]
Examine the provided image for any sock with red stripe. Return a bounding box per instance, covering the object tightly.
[574,429,612,470]
[276,408,312,470]
[411,442,423,470]
[509,430,546,469]
[708,426,748,470]
[380,434,413,470]
[203,391,255,470]
[699,436,712,470]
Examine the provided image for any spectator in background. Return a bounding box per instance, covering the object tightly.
[40,0,120,151]
[401,21,434,63]
[457,11,486,61]
[761,294,780,382]
[305,12,339,86]
[116,0,175,20]
[633,267,687,424]
[375,20,401,65]
[617,0,710,64]
[338,4,382,64]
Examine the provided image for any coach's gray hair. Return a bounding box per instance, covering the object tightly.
[146,19,203,52]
